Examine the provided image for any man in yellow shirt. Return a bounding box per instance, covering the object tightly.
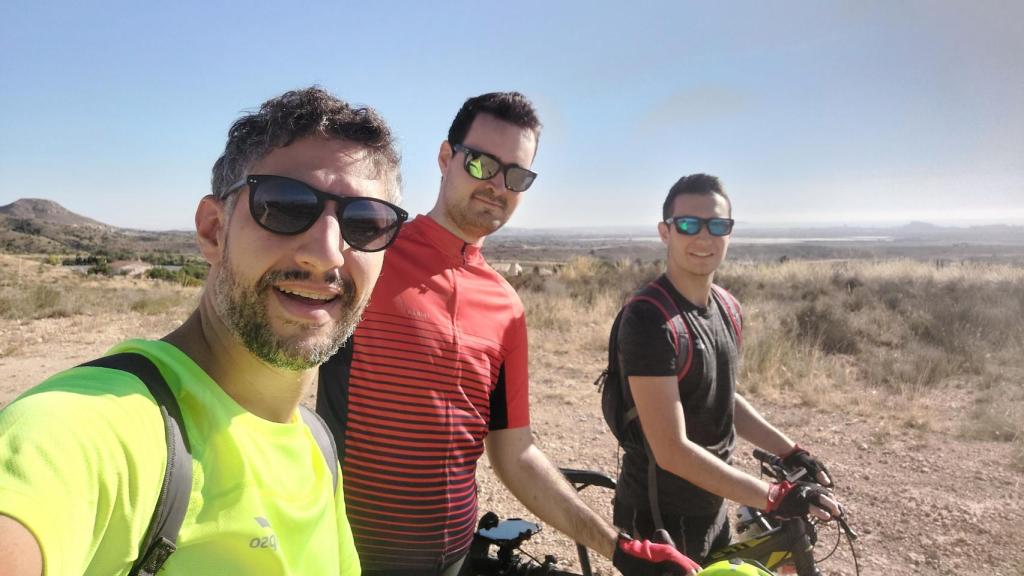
[0,86,408,575]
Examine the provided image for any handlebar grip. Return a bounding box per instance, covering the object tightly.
[752,448,780,465]
[651,528,676,548]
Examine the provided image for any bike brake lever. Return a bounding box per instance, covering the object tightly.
[836,510,858,541]
[785,467,808,483]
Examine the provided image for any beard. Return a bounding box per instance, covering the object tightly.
[212,250,366,371]
[447,186,511,239]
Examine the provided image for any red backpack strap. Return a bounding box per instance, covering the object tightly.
[627,276,693,379]
[710,284,743,348]
[626,295,679,353]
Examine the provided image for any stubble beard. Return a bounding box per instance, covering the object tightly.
[448,186,510,239]
[213,251,366,371]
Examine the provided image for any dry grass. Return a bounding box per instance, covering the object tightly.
[509,257,1024,468]
[0,254,199,320]
[5,251,1022,468]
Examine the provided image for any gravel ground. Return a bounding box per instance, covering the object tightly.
[2,304,1021,575]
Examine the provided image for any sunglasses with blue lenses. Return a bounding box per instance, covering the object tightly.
[665,216,735,237]
[222,175,408,252]
[452,144,537,193]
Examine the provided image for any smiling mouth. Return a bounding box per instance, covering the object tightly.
[472,191,506,209]
[275,286,338,305]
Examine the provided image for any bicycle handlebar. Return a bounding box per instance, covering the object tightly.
[752,449,858,542]
[752,448,778,466]
[753,448,812,484]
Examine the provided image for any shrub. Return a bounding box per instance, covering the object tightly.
[129,293,188,315]
[87,261,111,276]
[794,301,859,355]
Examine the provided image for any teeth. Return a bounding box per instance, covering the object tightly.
[277,287,335,301]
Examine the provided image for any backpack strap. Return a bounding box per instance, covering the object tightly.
[299,405,339,492]
[621,276,695,532]
[646,279,694,378]
[710,284,743,348]
[80,353,192,576]
[618,276,695,427]
[81,354,340,574]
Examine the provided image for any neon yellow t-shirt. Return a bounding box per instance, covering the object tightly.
[0,339,360,576]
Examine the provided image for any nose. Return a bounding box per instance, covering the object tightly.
[293,202,346,273]
[485,170,510,194]
[688,225,714,244]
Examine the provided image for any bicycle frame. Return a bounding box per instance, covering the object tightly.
[705,516,820,576]
[469,463,854,576]
[467,469,614,576]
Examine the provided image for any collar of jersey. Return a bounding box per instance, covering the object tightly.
[414,215,484,264]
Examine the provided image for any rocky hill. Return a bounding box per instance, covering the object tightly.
[0,198,109,227]
[0,199,197,256]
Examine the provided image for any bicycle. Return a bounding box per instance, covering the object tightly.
[703,449,860,576]
[466,468,614,575]
[467,456,858,576]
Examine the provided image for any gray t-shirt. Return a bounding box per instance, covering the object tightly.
[615,276,739,516]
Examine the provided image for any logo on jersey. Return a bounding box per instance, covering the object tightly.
[250,516,278,550]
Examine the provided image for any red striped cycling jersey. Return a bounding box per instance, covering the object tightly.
[317,215,530,573]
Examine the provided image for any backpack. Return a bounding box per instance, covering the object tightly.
[596,278,692,445]
[595,277,742,527]
[80,353,339,576]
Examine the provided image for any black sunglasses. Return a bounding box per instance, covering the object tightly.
[222,175,408,252]
[452,144,537,193]
[665,216,735,237]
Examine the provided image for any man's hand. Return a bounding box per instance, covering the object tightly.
[782,444,832,487]
[612,533,701,575]
[766,481,841,521]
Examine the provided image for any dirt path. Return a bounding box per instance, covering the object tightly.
[475,337,1024,575]
[1,311,1022,575]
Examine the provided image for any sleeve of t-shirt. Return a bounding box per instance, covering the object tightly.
[618,300,680,377]
[0,370,164,576]
[488,310,530,431]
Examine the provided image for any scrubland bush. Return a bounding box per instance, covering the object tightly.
[0,268,198,320]
[516,258,1024,455]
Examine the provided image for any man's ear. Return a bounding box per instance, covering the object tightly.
[438,140,453,174]
[658,221,671,246]
[195,195,228,265]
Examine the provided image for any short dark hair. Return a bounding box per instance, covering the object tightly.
[662,173,731,221]
[211,86,401,202]
[447,91,542,147]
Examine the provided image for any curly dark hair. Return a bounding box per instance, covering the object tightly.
[211,86,401,203]
[662,173,732,221]
[447,91,542,147]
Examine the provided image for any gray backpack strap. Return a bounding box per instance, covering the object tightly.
[299,405,339,492]
[80,353,192,576]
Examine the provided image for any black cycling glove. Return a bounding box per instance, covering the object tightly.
[782,444,833,487]
[765,481,834,519]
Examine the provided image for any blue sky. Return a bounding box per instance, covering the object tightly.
[1,1,1021,231]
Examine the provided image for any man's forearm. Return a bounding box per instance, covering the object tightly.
[734,393,795,455]
[485,431,618,559]
[652,435,772,510]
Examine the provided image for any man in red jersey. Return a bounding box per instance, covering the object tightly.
[318,92,699,576]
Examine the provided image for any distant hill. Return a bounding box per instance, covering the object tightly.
[0,199,197,256]
[496,221,1024,245]
[0,198,109,227]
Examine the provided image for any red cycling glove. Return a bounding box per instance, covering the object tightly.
[612,533,701,575]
